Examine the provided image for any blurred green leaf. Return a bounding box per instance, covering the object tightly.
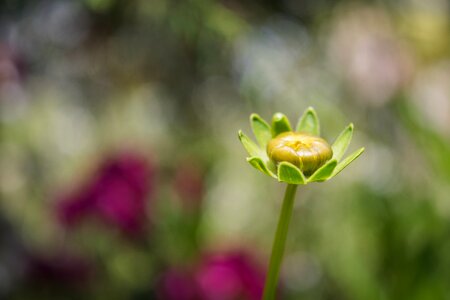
[272,113,292,137]
[238,130,262,157]
[296,107,320,136]
[332,123,354,161]
[332,147,365,177]
[250,113,272,147]
[307,159,337,182]
[277,161,306,184]
[247,156,276,178]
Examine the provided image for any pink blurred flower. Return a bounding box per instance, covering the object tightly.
[56,151,154,236]
[157,268,202,300]
[157,251,266,300]
[196,252,265,300]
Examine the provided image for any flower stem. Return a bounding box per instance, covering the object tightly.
[263,184,298,300]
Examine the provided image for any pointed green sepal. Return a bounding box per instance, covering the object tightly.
[332,123,353,161]
[277,161,306,185]
[238,130,262,157]
[331,147,365,178]
[250,114,272,147]
[247,156,277,178]
[307,159,338,182]
[271,113,292,137]
[296,107,320,136]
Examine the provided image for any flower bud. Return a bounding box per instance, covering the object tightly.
[267,132,333,176]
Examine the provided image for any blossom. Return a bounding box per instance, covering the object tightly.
[196,252,265,300]
[56,151,154,236]
[157,251,266,300]
[238,107,364,184]
[157,268,202,300]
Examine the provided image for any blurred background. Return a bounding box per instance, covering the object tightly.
[1,0,450,299]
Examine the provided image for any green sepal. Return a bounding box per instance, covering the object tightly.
[271,113,292,137]
[332,123,353,161]
[296,107,320,136]
[250,114,272,148]
[277,161,306,185]
[247,156,277,178]
[307,159,337,182]
[331,147,365,177]
[238,130,262,157]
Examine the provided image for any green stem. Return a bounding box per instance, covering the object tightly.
[263,184,298,300]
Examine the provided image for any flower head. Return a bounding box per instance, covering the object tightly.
[238,107,364,184]
[267,132,333,176]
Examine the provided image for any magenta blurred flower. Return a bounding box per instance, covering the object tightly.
[56,152,154,236]
[196,252,265,300]
[158,251,266,300]
[157,268,202,300]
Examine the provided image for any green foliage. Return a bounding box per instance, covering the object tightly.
[277,162,306,184]
[307,159,338,182]
[238,130,263,158]
[250,113,272,148]
[333,147,365,177]
[332,123,354,161]
[271,113,292,137]
[296,106,320,136]
[247,156,276,178]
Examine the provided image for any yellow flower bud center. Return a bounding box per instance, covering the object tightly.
[285,140,306,151]
[267,132,333,176]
